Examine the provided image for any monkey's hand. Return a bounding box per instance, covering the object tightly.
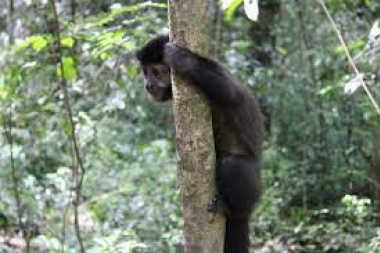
[164,43,197,74]
[207,195,230,222]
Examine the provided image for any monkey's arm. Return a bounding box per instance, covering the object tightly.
[164,43,265,157]
[164,43,243,106]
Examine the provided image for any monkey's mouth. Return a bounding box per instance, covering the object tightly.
[146,86,160,96]
[147,87,172,102]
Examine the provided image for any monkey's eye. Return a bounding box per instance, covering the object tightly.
[151,67,160,77]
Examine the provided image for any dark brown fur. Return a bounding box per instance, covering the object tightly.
[136,35,264,253]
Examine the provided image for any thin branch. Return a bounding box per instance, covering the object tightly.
[349,170,380,190]
[7,0,14,44]
[49,1,85,252]
[358,145,375,168]
[5,1,31,251]
[2,113,31,252]
[318,0,380,118]
[71,0,76,22]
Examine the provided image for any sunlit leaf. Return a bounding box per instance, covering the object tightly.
[368,21,380,41]
[17,35,50,50]
[244,0,259,21]
[221,0,259,21]
[334,39,365,55]
[32,36,48,52]
[58,57,77,81]
[344,74,363,95]
[0,83,8,99]
[221,0,244,20]
[122,41,135,51]
[22,61,37,69]
[277,47,288,56]
[61,37,75,48]
[318,85,334,95]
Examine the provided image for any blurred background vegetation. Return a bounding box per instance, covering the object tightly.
[0,0,379,252]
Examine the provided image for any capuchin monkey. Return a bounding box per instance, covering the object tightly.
[136,35,264,253]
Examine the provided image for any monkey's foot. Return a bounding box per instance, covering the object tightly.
[207,195,228,222]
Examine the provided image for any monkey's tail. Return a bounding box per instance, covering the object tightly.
[224,217,250,253]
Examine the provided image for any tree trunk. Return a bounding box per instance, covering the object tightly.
[167,1,225,253]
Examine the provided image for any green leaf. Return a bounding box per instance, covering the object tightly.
[122,41,135,51]
[318,85,334,95]
[0,82,9,99]
[277,47,288,56]
[32,36,48,52]
[17,35,49,50]
[334,39,365,55]
[61,37,75,48]
[85,2,166,28]
[222,0,244,20]
[328,0,345,11]
[59,57,77,80]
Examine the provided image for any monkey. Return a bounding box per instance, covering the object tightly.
[136,35,264,253]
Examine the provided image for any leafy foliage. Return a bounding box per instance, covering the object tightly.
[0,0,379,252]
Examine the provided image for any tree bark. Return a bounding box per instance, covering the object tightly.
[167,1,225,253]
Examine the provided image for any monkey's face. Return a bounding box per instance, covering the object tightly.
[141,64,172,102]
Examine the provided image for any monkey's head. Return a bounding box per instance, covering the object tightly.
[136,35,172,102]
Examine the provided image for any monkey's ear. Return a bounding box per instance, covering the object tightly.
[136,35,169,65]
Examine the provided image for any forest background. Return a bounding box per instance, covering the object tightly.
[0,0,380,252]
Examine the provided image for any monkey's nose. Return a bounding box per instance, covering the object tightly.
[145,83,153,91]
